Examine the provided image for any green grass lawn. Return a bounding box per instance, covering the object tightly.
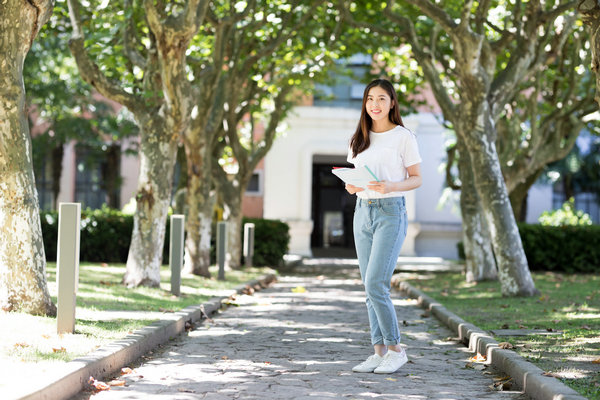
[401,271,600,399]
[1,262,275,365]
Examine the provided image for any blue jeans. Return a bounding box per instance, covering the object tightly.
[353,197,407,346]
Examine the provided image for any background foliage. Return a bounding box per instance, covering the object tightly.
[40,209,290,267]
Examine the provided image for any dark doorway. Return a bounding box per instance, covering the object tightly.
[311,158,357,257]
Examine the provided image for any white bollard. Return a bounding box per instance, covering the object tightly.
[170,215,185,296]
[56,203,81,334]
[243,223,255,267]
[217,221,227,281]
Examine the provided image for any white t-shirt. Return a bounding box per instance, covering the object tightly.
[347,125,422,199]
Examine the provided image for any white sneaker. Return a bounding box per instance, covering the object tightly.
[352,354,384,373]
[373,348,408,374]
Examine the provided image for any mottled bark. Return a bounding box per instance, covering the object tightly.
[182,141,213,277]
[123,122,178,287]
[67,0,208,286]
[219,177,248,270]
[456,143,497,282]
[459,104,538,296]
[0,0,56,315]
[579,0,600,106]
[509,169,543,222]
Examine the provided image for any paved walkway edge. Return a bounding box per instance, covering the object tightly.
[17,273,278,400]
[396,281,587,400]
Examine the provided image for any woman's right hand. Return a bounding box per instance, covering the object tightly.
[345,184,364,194]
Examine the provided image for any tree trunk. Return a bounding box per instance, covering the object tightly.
[460,104,538,296]
[0,0,56,315]
[123,123,178,287]
[509,169,543,222]
[223,193,243,270]
[579,0,600,106]
[457,143,497,282]
[182,143,213,277]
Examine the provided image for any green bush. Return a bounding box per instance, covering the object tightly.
[40,208,289,267]
[41,207,133,263]
[456,224,600,273]
[242,217,290,267]
[519,224,600,273]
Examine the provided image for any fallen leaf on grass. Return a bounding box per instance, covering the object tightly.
[469,353,487,362]
[88,377,110,391]
[291,286,306,293]
[52,347,66,353]
[108,380,126,387]
[498,342,514,349]
[121,367,134,375]
[385,377,397,381]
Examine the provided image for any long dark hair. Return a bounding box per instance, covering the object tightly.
[349,79,404,158]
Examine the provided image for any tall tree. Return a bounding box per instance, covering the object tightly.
[214,83,292,270]
[342,0,580,296]
[0,0,56,315]
[67,0,208,286]
[579,0,600,106]
[497,21,597,221]
[181,0,342,276]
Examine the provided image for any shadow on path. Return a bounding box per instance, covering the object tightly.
[71,260,528,400]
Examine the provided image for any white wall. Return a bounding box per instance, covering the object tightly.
[264,107,360,255]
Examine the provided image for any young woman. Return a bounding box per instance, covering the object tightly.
[346,78,422,374]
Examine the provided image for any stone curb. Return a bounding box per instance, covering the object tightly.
[395,281,587,400]
[16,273,278,400]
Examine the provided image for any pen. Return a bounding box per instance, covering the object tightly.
[365,165,379,182]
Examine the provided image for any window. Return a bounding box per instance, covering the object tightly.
[74,146,108,209]
[245,171,262,196]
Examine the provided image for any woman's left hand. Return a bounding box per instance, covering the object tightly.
[367,180,394,194]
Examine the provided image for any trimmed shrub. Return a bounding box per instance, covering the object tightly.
[242,217,290,267]
[41,207,133,263]
[40,208,289,268]
[519,224,600,273]
[456,224,600,273]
